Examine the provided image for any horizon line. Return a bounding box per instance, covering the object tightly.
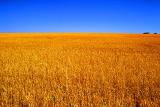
[0,32,146,34]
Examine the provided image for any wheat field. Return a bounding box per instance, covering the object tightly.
[0,33,160,107]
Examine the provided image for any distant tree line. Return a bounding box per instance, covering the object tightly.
[143,32,159,34]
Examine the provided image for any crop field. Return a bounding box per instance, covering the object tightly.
[0,33,160,107]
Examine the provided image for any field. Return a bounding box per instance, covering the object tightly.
[0,33,160,107]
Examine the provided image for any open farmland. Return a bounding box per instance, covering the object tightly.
[0,33,160,107]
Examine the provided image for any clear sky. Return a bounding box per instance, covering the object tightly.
[1,0,160,33]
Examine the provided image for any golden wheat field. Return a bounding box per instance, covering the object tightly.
[0,33,160,107]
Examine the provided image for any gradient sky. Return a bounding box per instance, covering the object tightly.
[1,0,160,33]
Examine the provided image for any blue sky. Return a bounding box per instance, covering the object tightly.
[0,0,160,33]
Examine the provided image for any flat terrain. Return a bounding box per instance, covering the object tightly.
[0,33,160,107]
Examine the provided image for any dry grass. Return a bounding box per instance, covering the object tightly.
[0,33,160,107]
